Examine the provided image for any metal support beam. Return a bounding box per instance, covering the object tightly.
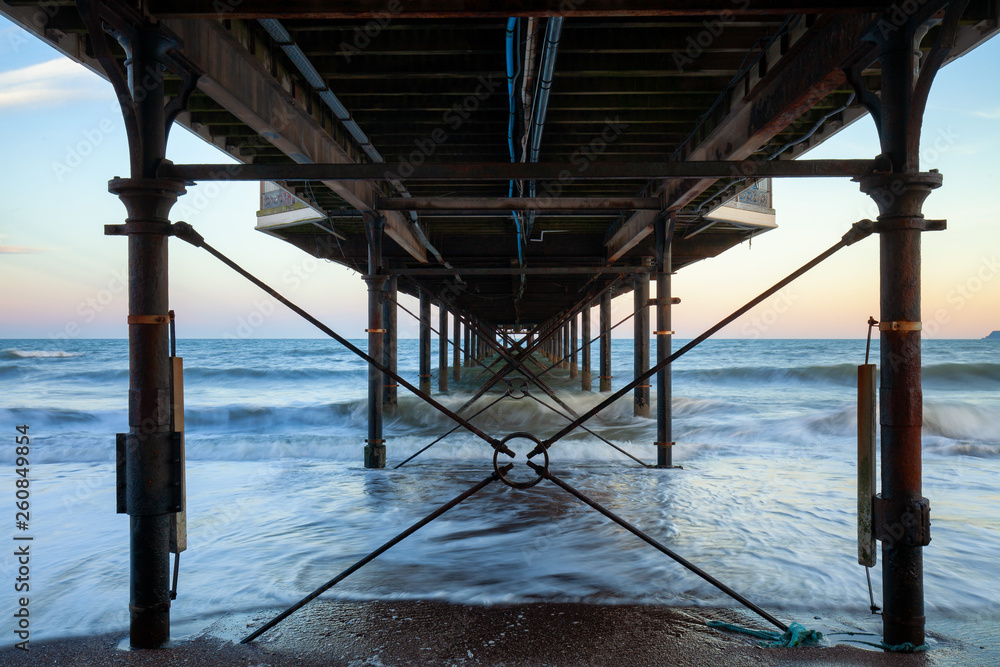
[581,305,592,391]
[99,18,192,649]
[383,275,397,414]
[634,268,651,417]
[439,305,449,393]
[419,292,432,395]
[464,320,472,367]
[162,159,875,183]
[150,1,899,18]
[93,15,188,648]
[855,0,962,647]
[378,196,661,212]
[600,292,612,392]
[364,216,387,469]
[570,314,579,379]
[655,219,674,467]
[452,308,461,384]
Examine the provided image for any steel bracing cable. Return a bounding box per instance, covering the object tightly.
[536,308,638,379]
[528,219,876,459]
[524,393,647,467]
[394,393,509,469]
[530,464,788,632]
[171,222,514,459]
[242,469,505,643]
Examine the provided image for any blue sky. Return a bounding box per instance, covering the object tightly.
[1,16,998,340]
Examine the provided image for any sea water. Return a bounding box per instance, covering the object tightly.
[1,338,998,648]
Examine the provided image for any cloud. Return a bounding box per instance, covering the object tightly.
[973,108,1000,120]
[0,245,43,254]
[0,58,111,110]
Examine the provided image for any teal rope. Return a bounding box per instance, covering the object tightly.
[708,622,929,653]
[706,621,822,647]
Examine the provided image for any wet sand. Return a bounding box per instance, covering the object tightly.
[1,601,990,666]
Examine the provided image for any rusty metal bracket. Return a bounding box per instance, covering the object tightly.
[873,495,931,548]
[878,321,922,332]
[128,315,170,325]
[874,217,947,233]
[118,432,183,515]
[105,222,175,236]
[116,433,127,514]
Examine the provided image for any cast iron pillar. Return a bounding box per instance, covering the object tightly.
[101,21,189,649]
[599,292,612,391]
[452,309,461,383]
[561,322,569,369]
[634,267,651,417]
[569,314,579,379]
[364,215,387,469]
[383,276,398,414]
[419,291,432,394]
[464,317,472,367]
[852,2,962,646]
[581,305,592,391]
[654,218,675,467]
[438,305,449,392]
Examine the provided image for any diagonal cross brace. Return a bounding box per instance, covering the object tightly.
[528,219,876,458]
[172,222,514,458]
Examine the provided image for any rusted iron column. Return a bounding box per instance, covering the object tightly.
[464,317,472,367]
[559,322,570,369]
[364,215,386,469]
[634,267,651,417]
[438,305,449,392]
[383,275,397,414]
[104,23,188,649]
[854,7,957,645]
[570,314,579,379]
[452,308,461,383]
[861,172,939,648]
[654,218,674,467]
[581,305,592,391]
[419,291,432,394]
[599,292,612,391]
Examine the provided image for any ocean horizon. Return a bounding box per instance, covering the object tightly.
[2,336,998,656]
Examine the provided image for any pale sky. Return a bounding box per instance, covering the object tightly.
[1,16,998,340]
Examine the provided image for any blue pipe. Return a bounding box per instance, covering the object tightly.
[506,17,525,269]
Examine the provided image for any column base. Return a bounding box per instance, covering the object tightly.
[364,443,386,469]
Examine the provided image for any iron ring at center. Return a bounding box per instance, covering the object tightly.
[493,432,549,489]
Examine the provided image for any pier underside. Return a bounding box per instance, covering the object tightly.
[6,0,998,655]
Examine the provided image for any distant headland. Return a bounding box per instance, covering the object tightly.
[986,331,1000,340]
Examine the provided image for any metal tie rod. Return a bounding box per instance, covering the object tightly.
[171,222,514,459]
[530,463,788,632]
[529,219,876,458]
[242,469,506,643]
[394,394,508,469]
[161,159,875,182]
